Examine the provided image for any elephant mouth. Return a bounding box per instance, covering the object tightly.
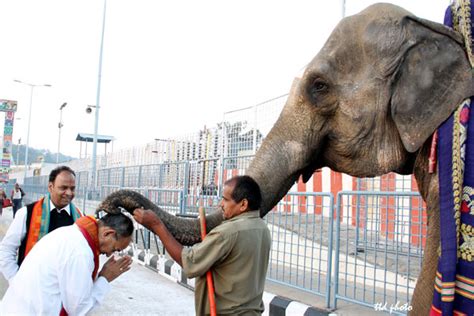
[300,159,322,183]
[299,138,326,183]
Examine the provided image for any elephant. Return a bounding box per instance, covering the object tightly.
[246,3,473,314]
[98,3,473,315]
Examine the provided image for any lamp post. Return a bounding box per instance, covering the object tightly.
[16,138,21,166]
[13,79,52,182]
[56,102,67,163]
[90,0,107,191]
[341,0,346,18]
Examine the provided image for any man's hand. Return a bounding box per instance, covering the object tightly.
[133,208,183,266]
[133,208,161,230]
[98,255,132,283]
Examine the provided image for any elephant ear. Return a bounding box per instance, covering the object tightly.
[391,15,474,153]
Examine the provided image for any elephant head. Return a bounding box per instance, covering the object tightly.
[247,3,473,216]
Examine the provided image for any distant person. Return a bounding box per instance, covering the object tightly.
[0,213,134,315]
[134,175,271,315]
[11,183,25,217]
[0,165,82,281]
[0,189,6,216]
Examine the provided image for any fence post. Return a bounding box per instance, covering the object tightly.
[355,194,360,252]
[181,161,190,214]
[137,165,142,188]
[218,157,225,197]
[219,117,227,196]
[333,192,342,309]
[158,163,164,188]
[120,167,125,188]
[82,186,87,214]
[326,193,334,309]
[179,190,185,215]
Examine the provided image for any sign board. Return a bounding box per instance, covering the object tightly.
[0,100,17,183]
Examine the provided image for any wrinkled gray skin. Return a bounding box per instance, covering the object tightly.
[99,4,473,314]
[97,189,224,246]
[246,4,473,315]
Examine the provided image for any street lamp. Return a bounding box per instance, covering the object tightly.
[341,0,346,19]
[85,105,96,114]
[56,102,67,163]
[13,79,52,182]
[90,0,107,191]
[16,138,21,166]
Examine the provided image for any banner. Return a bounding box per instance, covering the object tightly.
[0,100,17,183]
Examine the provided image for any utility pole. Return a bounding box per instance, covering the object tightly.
[16,138,21,166]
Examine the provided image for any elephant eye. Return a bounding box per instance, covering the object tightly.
[308,79,329,101]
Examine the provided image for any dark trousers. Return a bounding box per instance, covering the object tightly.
[12,199,22,218]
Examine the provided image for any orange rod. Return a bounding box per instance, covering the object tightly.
[199,207,217,316]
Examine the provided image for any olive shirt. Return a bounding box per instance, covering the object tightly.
[181,210,271,316]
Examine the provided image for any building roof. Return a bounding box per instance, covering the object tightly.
[76,133,115,143]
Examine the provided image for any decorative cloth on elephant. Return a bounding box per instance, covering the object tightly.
[431,2,474,314]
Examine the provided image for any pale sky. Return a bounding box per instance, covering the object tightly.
[0,0,449,158]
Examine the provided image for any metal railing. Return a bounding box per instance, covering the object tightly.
[265,192,335,308]
[334,191,425,315]
[17,176,426,314]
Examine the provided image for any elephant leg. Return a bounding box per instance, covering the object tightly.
[409,204,440,315]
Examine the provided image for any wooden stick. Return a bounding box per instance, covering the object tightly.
[199,207,217,316]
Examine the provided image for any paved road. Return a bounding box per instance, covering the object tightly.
[90,261,195,315]
[0,207,195,315]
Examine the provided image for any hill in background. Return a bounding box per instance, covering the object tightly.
[11,144,76,165]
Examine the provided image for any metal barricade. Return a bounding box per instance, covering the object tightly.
[334,191,425,314]
[20,177,427,314]
[265,192,334,308]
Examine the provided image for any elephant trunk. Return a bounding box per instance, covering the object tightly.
[247,139,306,217]
[98,189,224,246]
[247,79,311,218]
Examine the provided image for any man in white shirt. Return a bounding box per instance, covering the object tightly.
[0,213,133,315]
[0,165,82,281]
[10,183,25,217]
